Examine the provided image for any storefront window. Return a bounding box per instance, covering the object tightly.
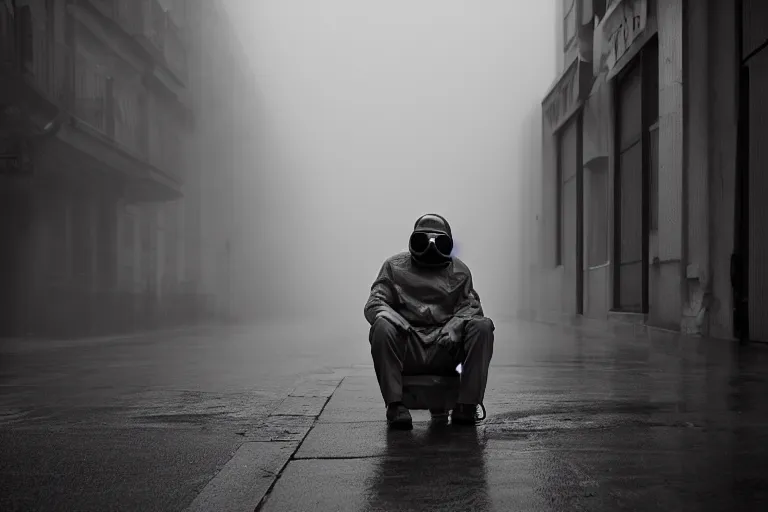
[588,167,609,266]
[557,117,579,267]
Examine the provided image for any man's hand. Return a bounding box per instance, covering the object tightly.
[437,326,460,346]
[376,310,412,333]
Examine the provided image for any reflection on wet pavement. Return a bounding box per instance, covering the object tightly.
[364,426,491,511]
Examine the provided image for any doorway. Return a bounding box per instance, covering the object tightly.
[612,38,658,314]
[557,113,584,315]
[736,0,768,341]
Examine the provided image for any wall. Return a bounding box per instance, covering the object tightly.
[682,0,740,340]
[582,72,613,320]
[555,0,565,73]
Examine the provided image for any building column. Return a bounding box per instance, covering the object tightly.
[655,0,685,329]
[708,0,739,340]
[682,0,712,335]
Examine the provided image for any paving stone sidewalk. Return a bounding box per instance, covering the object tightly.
[249,342,768,511]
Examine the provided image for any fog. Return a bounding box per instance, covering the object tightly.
[224,1,556,329]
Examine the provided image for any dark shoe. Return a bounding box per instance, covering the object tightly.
[386,402,413,430]
[429,408,449,424]
[451,403,486,426]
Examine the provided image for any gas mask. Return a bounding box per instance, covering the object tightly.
[409,214,454,267]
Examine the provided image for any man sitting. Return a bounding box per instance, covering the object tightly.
[364,213,495,429]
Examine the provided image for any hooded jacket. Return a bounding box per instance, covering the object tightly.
[364,251,485,345]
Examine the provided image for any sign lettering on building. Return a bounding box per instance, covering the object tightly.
[543,60,579,129]
[598,0,647,72]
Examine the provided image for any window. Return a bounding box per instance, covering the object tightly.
[588,166,609,266]
[72,197,92,283]
[644,40,659,232]
[563,0,577,49]
[17,5,33,70]
[97,199,117,290]
[593,0,608,20]
[649,123,659,231]
[49,196,71,280]
[556,136,563,266]
[556,117,579,267]
[74,52,109,131]
[612,36,659,312]
[120,208,136,290]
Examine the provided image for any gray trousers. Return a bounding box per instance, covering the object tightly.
[369,316,494,406]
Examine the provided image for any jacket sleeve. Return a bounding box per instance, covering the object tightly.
[364,261,400,325]
[440,270,485,338]
[452,272,484,319]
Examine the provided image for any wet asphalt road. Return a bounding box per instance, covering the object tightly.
[0,319,369,512]
[2,318,768,510]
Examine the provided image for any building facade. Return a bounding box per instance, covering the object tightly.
[523,0,768,342]
[0,0,257,338]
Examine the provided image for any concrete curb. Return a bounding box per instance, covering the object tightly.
[182,374,347,512]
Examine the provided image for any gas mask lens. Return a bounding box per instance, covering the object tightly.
[434,234,453,256]
[409,232,453,257]
[409,232,430,253]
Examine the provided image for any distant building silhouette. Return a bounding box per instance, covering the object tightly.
[0,0,259,338]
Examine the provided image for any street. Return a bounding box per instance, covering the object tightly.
[2,319,768,511]
[0,319,368,512]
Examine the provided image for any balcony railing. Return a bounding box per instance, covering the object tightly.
[113,88,148,158]
[113,0,187,81]
[147,0,166,53]
[163,18,187,81]
[73,51,110,133]
[27,24,51,93]
[51,41,76,106]
[115,0,143,35]
[90,0,116,19]
[147,102,182,179]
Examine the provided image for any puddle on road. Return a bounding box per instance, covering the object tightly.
[481,400,687,439]
[485,412,638,434]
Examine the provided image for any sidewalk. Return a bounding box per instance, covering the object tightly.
[244,322,768,511]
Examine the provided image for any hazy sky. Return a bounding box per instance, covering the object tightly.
[222,0,556,325]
